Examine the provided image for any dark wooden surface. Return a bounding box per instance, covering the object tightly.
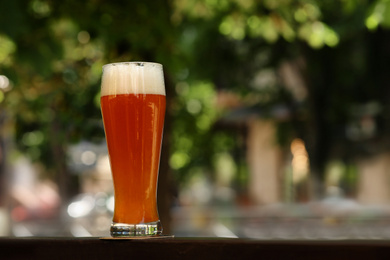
[1,237,390,260]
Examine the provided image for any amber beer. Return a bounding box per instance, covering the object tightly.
[100,62,166,236]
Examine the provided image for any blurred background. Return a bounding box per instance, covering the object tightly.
[2,0,390,239]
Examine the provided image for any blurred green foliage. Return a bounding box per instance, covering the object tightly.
[1,0,390,198]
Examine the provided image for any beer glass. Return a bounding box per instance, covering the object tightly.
[100,62,166,237]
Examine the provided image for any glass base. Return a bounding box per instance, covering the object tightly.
[110,220,162,237]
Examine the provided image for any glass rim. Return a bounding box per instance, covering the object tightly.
[102,61,162,70]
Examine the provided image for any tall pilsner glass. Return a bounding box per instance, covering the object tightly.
[100,62,166,237]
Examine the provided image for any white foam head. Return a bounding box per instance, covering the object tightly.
[101,62,166,96]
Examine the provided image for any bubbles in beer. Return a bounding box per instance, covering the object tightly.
[101,62,165,96]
